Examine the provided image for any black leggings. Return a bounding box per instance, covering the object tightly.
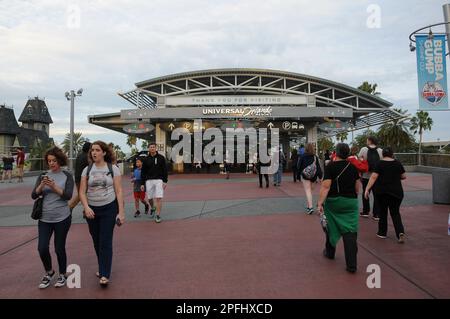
[258,172,269,186]
[38,215,72,274]
[376,193,405,238]
[324,230,358,271]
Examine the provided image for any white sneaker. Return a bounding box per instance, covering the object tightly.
[54,274,67,288]
[38,271,55,289]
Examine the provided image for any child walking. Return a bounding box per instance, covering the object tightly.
[132,158,150,217]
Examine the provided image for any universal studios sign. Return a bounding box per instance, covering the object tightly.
[202,106,272,117]
[415,34,449,110]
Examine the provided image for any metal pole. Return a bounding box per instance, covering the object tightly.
[443,4,450,57]
[69,90,75,171]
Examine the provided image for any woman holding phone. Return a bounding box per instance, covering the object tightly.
[79,141,125,287]
[31,147,74,289]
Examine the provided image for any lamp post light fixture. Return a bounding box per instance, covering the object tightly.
[65,88,83,171]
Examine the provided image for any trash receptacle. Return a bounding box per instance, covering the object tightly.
[432,169,450,204]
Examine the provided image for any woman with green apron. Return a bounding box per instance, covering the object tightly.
[317,143,360,273]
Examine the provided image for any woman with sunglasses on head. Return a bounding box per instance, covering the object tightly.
[32,147,74,289]
[79,141,125,287]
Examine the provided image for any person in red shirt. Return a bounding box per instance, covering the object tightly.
[16,147,25,183]
[347,145,368,174]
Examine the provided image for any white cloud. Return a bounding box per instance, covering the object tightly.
[1,0,449,152]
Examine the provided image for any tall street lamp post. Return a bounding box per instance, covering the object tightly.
[65,88,83,171]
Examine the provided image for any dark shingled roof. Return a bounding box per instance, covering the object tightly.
[18,97,53,124]
[16,128,53,153]
[0,105,20,135]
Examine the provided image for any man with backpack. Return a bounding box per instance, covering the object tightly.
[358,136,382,220]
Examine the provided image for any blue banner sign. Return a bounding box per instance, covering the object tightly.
[416,34,448,110]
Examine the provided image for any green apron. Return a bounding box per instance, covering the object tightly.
[324,196,359,247]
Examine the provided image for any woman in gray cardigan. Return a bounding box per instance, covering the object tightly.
[32,147,74,289]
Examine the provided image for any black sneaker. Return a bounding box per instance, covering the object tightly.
[372,215,380,221]
[144,204,149,214]
[155,215,161,223]
[360,212,369,218]
[150,208,156,217]
[134,210,141,218]
[38,271,55,289]
[54,274,67,288]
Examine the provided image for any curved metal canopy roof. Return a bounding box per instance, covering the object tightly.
[116,68,403,133]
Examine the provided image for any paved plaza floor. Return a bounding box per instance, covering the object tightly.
[0,172,449,298]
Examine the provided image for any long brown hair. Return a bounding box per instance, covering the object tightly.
[305,143,315,155]
[89,141,114,163]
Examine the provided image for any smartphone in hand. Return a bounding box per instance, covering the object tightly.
[116,217,122,227]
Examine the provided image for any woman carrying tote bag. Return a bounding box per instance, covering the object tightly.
[31,147,74,289]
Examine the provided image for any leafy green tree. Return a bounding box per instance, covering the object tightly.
[141,139,149,150]
[126,135,137,148]
[109,143,126,160]
[317,137,334,158]
[336,131,348,142]
[61,132,88,156]
[377,109,415,152]
[30,139,55,170]
[358,81,381,95]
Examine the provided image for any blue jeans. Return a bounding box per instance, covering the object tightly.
[38,215,72,274]
[274,166,283,185]
[86,200,117,279]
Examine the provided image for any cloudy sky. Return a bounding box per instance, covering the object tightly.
[1,0,449,152]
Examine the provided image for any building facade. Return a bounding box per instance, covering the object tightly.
[89,68,403,171]
[0,97,53,155]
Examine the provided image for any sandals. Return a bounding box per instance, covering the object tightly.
[99,277,109,287]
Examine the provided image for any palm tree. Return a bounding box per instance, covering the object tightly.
[61,132,87,156]
[410,111,434,165]
[317,137,334,158]
[126,135,137,148]
[109,143,125,161]
[377,109,414,152]
[336,131,348,142]
[358,81,381,95]
[30,139,54,171]
[141,139,149,150]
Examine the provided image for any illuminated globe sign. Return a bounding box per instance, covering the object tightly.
[123,123,155,134]
[318,121,350,133]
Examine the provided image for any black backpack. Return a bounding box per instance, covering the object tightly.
[367,147,380,172]
[86,162,114,179]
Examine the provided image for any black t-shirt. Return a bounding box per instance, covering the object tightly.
[324,160,360,198]
[373,160,405,199]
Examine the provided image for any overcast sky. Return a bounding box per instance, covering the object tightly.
[1,0,449,153]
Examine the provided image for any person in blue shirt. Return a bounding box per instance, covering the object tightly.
[131,157,150,217]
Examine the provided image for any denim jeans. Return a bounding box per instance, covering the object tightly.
[86,200,117,279]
